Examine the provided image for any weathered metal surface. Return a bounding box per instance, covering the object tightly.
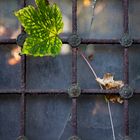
[68,84,81,98]
[68,136,81,140]
[0,0,140,140]
[123,136,132,140]
[120,33,133,47]
[17,136,28,140]
[119,85,134,99]
[68,34,81,48]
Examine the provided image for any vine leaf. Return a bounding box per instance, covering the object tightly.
[14,0,64,57]
[96,73,124,103]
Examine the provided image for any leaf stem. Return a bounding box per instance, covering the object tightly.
[79,50,116,140]
[108,101,116,140]
[79,50,102,89]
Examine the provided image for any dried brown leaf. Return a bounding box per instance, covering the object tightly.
[96,73,124,90]
[96,73,124,103]
[105,95,124,104]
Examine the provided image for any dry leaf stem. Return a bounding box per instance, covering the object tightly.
[79,50,116,140]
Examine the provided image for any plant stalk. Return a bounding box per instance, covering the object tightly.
[79,50,116,140]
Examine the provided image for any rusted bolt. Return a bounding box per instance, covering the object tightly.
[119,85,133,99]
[68,84,81,98]
[68,136,81,140]
[16,32,27,47]
[17,136,28,140]
[120,33,133,47]
[68,34,81,48]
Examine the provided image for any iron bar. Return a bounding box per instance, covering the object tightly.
[123,0,129,34]
[19,0,27,137]
[123,0,129,137]
[124,48,129,84]
[71,0,78,137]
[123,48,129,136]
[72,49,78,84]
[1,89,140,95]
[0,39,16,45]
[0,89,120,95]
[72,0,77,34]
[81,39,119,44]
[71,98,77,136]
[1,38,140,45]
[133,39,140,44]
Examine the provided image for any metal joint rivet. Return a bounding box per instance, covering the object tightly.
[68,84,81,98]
[68,34,81,48]
[17,136,28,140]
[68,136,81,140]
[16,32,27,47]
[120,33,133,47]
[119,85,134,99]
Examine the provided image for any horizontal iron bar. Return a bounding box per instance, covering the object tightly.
[81,39,119,44]
[0,39,16,44]
[0,89,139,95]
[1,38,140,45]
[133,39,140,44]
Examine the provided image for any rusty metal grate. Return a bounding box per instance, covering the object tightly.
[0,0,139,139]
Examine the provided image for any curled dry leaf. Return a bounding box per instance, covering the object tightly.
[96,73,124,104]
[96,73,124,89]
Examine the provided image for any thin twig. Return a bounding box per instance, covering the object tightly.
[108,101,116,140]
[79,50,116,140]
[89,0,97,34]
[58,111,71,140]
[79,50,102,89]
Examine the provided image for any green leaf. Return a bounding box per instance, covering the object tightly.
[14,0,63,57]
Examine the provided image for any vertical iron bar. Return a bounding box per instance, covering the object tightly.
[123,48,129,136]
[123,0,129,137]
[71,0,78,136]
[72,48,77,84]
[124,48,129,84]
[20,0,26,136]
[72,98,77,136]
[123,0,129,34]
[72,0,77,34]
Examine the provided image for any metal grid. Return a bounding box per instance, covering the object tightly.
[0,0,139,139]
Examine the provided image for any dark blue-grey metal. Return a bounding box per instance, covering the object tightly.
[17,136,28,140]
[68,136,81,140]
[1,0,140,140]
[123,136,132,140]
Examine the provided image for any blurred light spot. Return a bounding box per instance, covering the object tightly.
[95,3,106,15]
[8,47,21,65]
[0,25,13,38]
[63,15,71,32]
[11,29,20,39]
[92,101,100,115]
[0,25,6,36]
[83,0,91,7]
[61,44,71,55]
[85,44,95,61]
[92,99,108,116]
